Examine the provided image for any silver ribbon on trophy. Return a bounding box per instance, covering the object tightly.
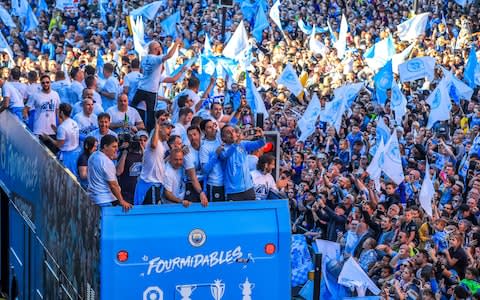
[210,279,225,300]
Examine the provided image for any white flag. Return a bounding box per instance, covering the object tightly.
[297,94,322,141]
[269,0,282,31]
[419,162,434,217]
[426,77,452,129]
[338,257,381,295]
[223,21,249,59]
[130,0,164,20]
[320,95,348,133]
[335,14,348,59]
[309,25,327,57]
[398,56,436,83]
[367,140,385,192]
[391,81,407,124]
[276,63,303,96]
[396,12,430,41]
[392,43,414,74]
[382,132,404,185]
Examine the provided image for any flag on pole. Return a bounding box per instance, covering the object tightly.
[130,16,147,58]
[398,56,436,83]
[465,46,478,88]
[252,5,269,43]
[392,43,414,74]
[320,95,348,133]
[246,73,269,119]
[269,0,282,31]
[396,12,430,41]
[376,116,391,145]
[441,66,473,101]
[24,4,39,33]
[297,93,322,141]
[391,81,407,124]
[309,25,327,57]
[276,63,304,97]
[426,77,452,129]
[203,34,213,56]
[374,60,393,105]
[335,14,348,59]
[363,35,396,71]
[0,5,16,28]
[419,162,434,217]
[382,132,405,185]
[338,257,381,295]
[160,11,181,38]
[367,139,385,191]
[333,82,365,108]
[223,20,249,59]
[130,0,164,20]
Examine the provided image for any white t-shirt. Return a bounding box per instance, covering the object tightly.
[56,118,79,151]
[163,162,186,202]
[73,112,98,137]
[184,144,203,182]
[172,123,190,146]
[140,135,166,184]
[172,89,201,123]
[26,90,60,135]
[137,54,165,93]
[10,81,28,100]
[87,151,117,204]
[106,106,143,133]
[2,81,24,108]
[123,70,142,102]
[251,169,277,200]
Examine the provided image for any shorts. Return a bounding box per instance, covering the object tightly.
[206,185,225,202]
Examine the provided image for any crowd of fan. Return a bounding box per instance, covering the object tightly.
[0,0,480,298]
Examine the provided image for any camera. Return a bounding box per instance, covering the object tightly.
[118,133,141,152]
[243,128,257,138]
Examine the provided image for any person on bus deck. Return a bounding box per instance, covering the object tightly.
[77,136,98,188]
[87,112,117,144]
[134,113,173,205]
[106,93,145,134]
[251,154,279,200]
[218,125,266,201]
[200,119,225,202]
[162,148,191,207]
[41,103,81,176]
[87,134,132,210]
[184,126,208,206]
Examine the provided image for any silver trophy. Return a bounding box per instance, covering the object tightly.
[239,278,255,300]
[175,284,197,300]
[210,279,225,300]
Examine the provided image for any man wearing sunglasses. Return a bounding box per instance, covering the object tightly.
[23,74,60,152]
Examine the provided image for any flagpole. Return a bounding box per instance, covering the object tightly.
[221,7,227,42]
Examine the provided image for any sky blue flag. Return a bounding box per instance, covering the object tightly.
[99,0,107,24]
[441,66,474,102]
[465,46,478,88]
[327,20,336,42]
[130,1,164,21]
[246,73,269,118]
[11,0,28,16]
[427,77,452,129]
[24,4,39,32]
[297,94,321,141]
[203,34,213,56]
[333,82,365,108]
[161,11,181,38]
[252,4,269,42]
[320,95,348,132]
[0,5,16,28]
[374,60,393,105]
[364,35,396,71]
[37,0,48,15]
[391,81,407,124]
[240,0,258,26]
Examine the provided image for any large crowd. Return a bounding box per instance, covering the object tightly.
[0,0,480,298]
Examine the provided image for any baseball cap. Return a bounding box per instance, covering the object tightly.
[135,130,148,138]
[159,121,174,128]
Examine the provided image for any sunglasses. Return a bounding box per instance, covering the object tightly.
[41,81,50,84]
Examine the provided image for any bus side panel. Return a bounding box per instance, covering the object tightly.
[100,201,291,300]
[9,204,28,300]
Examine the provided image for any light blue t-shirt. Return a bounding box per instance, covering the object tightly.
[138,54,165,93]
[199,138,224,186]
